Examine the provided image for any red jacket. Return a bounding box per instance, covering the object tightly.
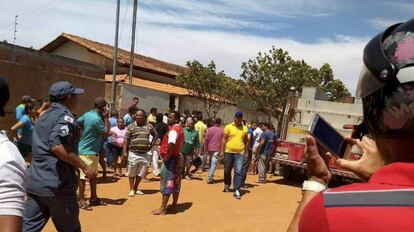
[160,124,184,159]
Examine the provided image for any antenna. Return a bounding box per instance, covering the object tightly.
[13,15,18,45]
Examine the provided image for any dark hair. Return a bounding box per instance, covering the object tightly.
[184,109,190,115]
[136,108,146,117]
[24,102,35,115]
[111,110,119,118]
[117,117,124,123]
[172,111,181,123]
[133,97,139,101]
[214,117,222,125]
[196,111,203,121]
[156,113,164,123]
[50,94,69,103]
[191,110,198,115]
[150,107,157,113]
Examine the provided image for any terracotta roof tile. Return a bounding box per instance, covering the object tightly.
[41,33,187,77]
[105,74,189,96]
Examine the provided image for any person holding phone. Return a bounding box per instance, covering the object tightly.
[288,18,414,231]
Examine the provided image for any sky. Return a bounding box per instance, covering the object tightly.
[0,0,413,95]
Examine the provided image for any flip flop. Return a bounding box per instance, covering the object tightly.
[89,198,107,206]
[79,202,92,211]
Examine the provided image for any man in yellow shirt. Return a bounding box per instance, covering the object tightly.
[194,112,207,170]
[220,112,248,199]
[147,107,157,125]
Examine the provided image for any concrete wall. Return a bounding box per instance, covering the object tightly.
[118,84,170,116]
[0,42,106,130]
[52,41,110,70]
[178,96,270,125]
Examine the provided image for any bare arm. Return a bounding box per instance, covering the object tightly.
[9,122,25,140]
[220,133,229,158]
[254,138,265,155]
[123,138,130,158]
[0,216,21,232]
[149,129,158,150]
[287,191,319,232]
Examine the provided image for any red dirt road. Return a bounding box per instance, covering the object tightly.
[44,170,301,232]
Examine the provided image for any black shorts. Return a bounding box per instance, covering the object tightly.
[17,142,31,158]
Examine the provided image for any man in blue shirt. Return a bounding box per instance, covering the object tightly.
[77,97,110,210]
[23,81,95,232]
[254,122,276,183]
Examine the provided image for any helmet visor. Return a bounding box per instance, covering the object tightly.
[355,63,388,98]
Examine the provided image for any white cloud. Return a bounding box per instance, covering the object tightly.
[366,18,402,30]
[0,0,365,96]
[133,25,367,95]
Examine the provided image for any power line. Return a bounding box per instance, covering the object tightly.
[119,0,131,43]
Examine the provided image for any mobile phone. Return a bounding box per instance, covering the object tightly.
[308,114,349,158]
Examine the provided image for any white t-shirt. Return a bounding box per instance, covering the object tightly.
[0,131,27,217]
[253,127,263,150]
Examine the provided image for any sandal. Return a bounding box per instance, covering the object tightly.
[89,198,107,206]
[79,202,93,211]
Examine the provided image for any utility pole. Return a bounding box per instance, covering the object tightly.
[111,0,121,112]
[129,0,138,84]
[13,15,18,45]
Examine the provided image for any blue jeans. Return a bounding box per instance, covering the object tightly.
[224,153,244,191]
[241,151,252,186]
[207,151,220,182]
[102,141,113,166]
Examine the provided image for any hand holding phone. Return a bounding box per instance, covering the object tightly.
[308,114,350,158]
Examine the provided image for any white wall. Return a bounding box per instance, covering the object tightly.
[52,41,108,68]
[119,84,170,116]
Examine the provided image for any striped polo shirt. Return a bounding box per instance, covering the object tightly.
[125,122,155,153]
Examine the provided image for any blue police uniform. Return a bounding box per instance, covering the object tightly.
[23,82,84,232]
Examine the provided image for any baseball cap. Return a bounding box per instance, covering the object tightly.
[235,111,243,118]
[21,95,32,103]
[0,76,10,117]
[94,97,107,108]
[49,81,84,99]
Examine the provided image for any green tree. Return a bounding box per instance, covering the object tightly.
[177,60,244,119]
[241,47,350,123]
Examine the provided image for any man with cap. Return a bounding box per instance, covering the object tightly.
[77,97,110,210]
[220,112,248,199]
[15,95,33,121]
[23,81,95,232]
[288,18,414,231]
[0,76,27,232]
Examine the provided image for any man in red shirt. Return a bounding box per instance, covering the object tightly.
[288,18,414,231]
[152,111,184,215]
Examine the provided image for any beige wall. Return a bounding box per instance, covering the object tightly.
[0,42,105,130]
[178,96,270,125]
[51,42,178,85]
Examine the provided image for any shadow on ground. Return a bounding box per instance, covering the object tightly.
[96,176,120,184]
[99,198,127,206]
[269,178,301,187]
[167,202,193,215]
[142,189,160,195]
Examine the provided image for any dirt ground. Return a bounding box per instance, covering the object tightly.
[44,167,301,232]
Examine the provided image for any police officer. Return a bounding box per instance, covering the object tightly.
[23,81,95,232]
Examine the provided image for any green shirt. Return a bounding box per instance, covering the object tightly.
[181,127,199,154]
[78,110,105,155]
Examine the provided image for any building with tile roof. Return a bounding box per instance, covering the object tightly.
[41,33,269,124]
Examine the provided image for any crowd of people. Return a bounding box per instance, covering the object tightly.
[0,78,280,231]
